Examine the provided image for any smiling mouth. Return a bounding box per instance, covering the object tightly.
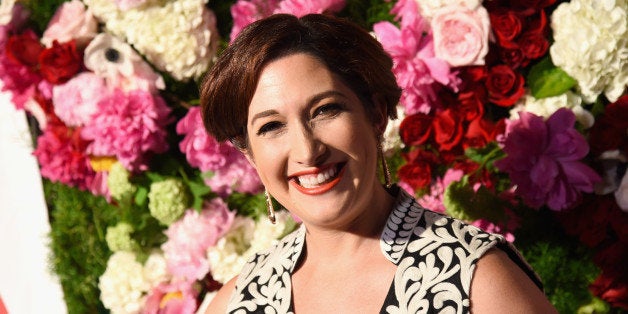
[289,163,346,195]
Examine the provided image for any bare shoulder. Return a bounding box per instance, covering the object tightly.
[470,248,558,313]
[204,276,238,314]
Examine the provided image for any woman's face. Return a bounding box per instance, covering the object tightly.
[245,53,386,230]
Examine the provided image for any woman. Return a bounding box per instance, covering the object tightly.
[200,13,556,313]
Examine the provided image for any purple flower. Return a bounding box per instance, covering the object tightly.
[81,89,171,172]
[495,108,601,211]
[177,107,262,196]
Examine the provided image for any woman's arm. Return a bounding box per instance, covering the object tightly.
[470,248,557,313]
[204,276,237,314]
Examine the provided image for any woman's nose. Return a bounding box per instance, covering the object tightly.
[290,124,327,166]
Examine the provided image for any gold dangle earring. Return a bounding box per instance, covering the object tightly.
[264,189,277,224]
[378,141,392,188]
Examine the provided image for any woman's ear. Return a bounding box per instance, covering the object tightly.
[371,97,389,136]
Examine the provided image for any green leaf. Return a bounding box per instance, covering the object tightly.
[464,141,506,173]
[527,57,577,99]
[443,176,506,222]
[227,192,267,220]
[187,179,212,210]
[134,186,148,207]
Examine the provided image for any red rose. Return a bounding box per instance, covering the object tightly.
[464,117,495,149]
[511,0,557,9]
[457,89,485,122]
[589,97,628,155]
[605,95,628,129]
[400,113,433,146]
[433,109,464,151]
[485,65,525,106]
[6,30,43,67]
[590,242,628,309]
[38,40,82,84]
[398,160,432,191]
[489,11,522,44]
[499,46,526,69]
[518,32,548,60]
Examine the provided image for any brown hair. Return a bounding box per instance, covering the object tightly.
[200,13,401,149]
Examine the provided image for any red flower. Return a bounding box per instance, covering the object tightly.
[6,30,43,68]
[398,160,432,191]
[588,95,628,156]
[464,117,501,149]
[489,10,522,44]
[433,109,464,151]
[517,32,548,60]
[457,88,485,122]
[590,242,628,309]
[400,113,433,146]
[38,40,82,84]
[485,64,525,106]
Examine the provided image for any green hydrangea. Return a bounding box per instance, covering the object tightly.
[107,162,137,201]
[105,222,138,252]
[148,178,190,225]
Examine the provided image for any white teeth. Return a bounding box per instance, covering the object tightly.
[297,166,338,188]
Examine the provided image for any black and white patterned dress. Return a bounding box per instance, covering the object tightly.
[226,188,542,313]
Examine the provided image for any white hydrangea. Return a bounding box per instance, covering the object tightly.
[382,106,406,156]
[207,211,296,283]
[549,0,628,103]
[509,91,595,128]
[143,250,170,287]
[415,0,482,19]
[98,251,150,314]
[83,0,220,81]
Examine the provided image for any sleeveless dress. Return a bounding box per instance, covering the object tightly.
[226,188,542,313]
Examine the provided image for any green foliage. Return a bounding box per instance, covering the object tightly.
[443,175,507,223]
[227,191,267,220]
[20,0,67,34]
[527,57,577,99]
[45,180,117,314]
[342,0,396,29]
[515,209,601,314]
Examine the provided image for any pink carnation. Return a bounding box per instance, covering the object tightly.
[161,198,235,281]
[373,0,459,115]
[229,0,345,42]
[418,168,464,213]
[81,89,171,172]
[177,107,262,195]
[33,122,96,191]
[495,108,602,211]
[143,280,198,314]
[52,72,108,127]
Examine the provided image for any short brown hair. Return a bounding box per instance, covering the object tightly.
[200,13,401,149]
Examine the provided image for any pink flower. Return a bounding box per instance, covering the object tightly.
[418,168,464,213]
[161,199,235,281]
[33,122,96,191]
[41,0,98,48]
[177,107,262,195]
[229,0,345,42]
[143,280,198,314]
[373,0,459,115]
[81,89,171,172]
[495,108,602,211]
[431,4,490,67]
[52,72,108,127]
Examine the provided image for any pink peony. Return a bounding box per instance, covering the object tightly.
[33,122,96,191]
[81,89,171,172]
[52,72,108,127]
[430,4,490,67]
[176,107,262,195]
[41,0,98,48]
[161,198,235,281]
[143,280,198,314]
[495,108,602,211]
[373,0,459,115]
[229,0,345,42]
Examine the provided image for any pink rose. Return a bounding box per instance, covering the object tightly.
[41,0,97,48]
[431,4,490,67]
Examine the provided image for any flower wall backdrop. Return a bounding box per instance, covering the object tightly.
[1,0,627,313]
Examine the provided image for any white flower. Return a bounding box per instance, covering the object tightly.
[415,0,482,19]
[0,0,16,25]
[83,0,220,81]
[98,251,150,314]
[84,33,165,92]
[207,216,255,283]
[382,106,406,156]
[143,251,170,287]
[549,0,628,103]
[615,170,628,212]
[207,212,296,283]
[509,91,595,128]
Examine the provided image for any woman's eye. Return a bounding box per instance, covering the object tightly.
[313,103,343,118]
[256,121,283,136]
